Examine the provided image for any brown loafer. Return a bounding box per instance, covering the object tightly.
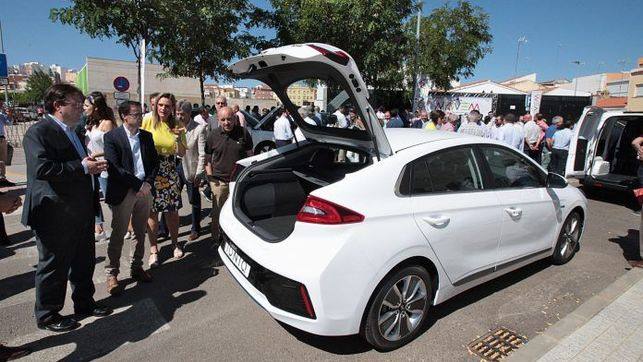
[188,231,199,241]
[107,275,120,295]
[131,268,153,283]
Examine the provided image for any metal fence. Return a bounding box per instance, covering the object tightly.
[5,120,37,148]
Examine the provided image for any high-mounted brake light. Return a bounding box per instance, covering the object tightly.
[296,195,364,224]
[307,44,350,66]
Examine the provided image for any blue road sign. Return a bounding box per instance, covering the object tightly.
[113,76,130,92]
[0,54,7,78]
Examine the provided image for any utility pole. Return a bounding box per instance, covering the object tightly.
[0,20,9,106]
[411,2,423,112]
[571,60,584,97]
[514,36,527,76]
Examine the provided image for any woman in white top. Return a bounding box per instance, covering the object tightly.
[83,91,117,240]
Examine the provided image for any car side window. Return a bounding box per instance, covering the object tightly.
[409,147,483,195]
[480,146,545,189]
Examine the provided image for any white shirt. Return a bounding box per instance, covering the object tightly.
[523,120,541,145]
[194,114,209,126]
[552,128,573,150]
[497,123,525,151]
[0,111,11,137]
[333,110,348,128]
[274,115,293,141]
[293,116,316,142]
[457,121,487,137]
[124,126,146,180]
[51,115,95,189]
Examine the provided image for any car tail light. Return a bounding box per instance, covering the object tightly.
[296,195,364,224]
[307,44,350,66]
[230,163,245,182]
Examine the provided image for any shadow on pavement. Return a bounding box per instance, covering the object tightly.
[278,259,552,355]
[0,270,35,302]
[609,229,642,262]
[23,237,219,360]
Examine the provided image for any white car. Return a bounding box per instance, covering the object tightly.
[219,43,588,350]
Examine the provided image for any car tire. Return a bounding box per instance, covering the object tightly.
[551,211,583,265]
[255,141,276,154]
[362,265,432,351]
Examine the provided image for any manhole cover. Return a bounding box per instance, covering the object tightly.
[467,327,527,361]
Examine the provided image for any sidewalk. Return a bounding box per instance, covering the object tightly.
[509,268,643,361]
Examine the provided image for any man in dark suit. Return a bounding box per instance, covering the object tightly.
[103,101,159,295]
[22,84,112,332]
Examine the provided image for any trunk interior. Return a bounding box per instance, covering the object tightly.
[592,116,642,188]
[233,144,372,242]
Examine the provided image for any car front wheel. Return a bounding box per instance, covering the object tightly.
[362,265,432,351]
[552,211,583,265]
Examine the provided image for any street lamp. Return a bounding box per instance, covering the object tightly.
[514,36,527,76]
[571,60,584,97]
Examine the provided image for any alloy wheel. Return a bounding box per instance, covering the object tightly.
[559,214,581,260]
[377,275,428,342]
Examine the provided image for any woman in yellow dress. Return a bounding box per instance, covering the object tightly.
[141,93,186,267]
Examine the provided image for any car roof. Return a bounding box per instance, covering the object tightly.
[385,129,474,152]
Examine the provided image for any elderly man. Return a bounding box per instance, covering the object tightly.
[232,104,246,127]
[524,114,544,163]
[457,110,486,137]
[205,106,253,266]
[410,110,429,129]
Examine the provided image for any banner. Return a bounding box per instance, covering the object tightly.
[423,93,494,116]
[529,90,543,117]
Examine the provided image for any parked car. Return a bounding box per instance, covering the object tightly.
[219,43,588,351]
[566,106,643,191]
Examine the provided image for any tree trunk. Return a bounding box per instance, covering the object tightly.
[199,73,205,106]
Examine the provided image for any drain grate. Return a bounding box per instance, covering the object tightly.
[467,327,527,361]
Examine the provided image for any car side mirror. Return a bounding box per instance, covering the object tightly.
[546,172,568,188]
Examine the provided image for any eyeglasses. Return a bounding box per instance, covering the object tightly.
[128,112,143,118]
[215,102,226,105]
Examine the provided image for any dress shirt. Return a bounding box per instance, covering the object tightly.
[523,120,542,145]
[124,126,146,180]
[51,115,95,188]
[273,115,293,141]
[457,121,486,137]
[497,123,525,151]
[333,110,349,128]
[552,128,573,150]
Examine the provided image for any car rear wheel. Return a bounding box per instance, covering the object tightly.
[552,211,583,265]
[362,266,432,351]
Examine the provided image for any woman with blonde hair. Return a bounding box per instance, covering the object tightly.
[141,93,186,267]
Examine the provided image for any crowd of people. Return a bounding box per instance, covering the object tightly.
[0,84,255,359]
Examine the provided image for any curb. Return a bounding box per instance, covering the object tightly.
[508,267,643,361]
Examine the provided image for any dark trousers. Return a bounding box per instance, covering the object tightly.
[526,145,542,164]
[0,213,7,241]
[185,181,202,233]
[550,148,569,176]
[275,139,291,148]
[33,219,96,323]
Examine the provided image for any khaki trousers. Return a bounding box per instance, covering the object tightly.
[105,190,153,276]
[209,179,229,243]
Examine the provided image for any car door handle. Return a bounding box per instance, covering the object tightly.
[423,216,450,228]
[505,207,523,219]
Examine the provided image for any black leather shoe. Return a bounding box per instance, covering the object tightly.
[37,314,79,332]
[75,304,113,319]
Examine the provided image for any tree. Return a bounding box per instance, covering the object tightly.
[412,1,492,90]
[270,0,419,90]
[150,0,270,105]
[25,70,54,104]
[50,0,161,97]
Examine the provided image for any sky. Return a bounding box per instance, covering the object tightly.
[1,0,642,86]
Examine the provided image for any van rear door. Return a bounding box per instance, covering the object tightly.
[566,107,605,177]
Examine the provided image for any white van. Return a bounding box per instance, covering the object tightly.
[566,106,643,191]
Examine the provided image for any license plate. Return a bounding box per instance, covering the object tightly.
[223,241,251,278]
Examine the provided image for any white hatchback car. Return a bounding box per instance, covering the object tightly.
[219,43,588,350]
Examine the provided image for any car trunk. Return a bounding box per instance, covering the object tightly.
[232,144,372,242]
[590,116,643,189]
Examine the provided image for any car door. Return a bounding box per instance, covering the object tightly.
[478,145,558,263]
[566,107,605,177]
[408,146,503,286]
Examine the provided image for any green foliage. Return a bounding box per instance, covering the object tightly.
[412,1,492,90]
[25,70,54,104]
[270,0,419,90]
[150,0,270,104]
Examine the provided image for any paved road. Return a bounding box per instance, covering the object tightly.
[0,149,640,361]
